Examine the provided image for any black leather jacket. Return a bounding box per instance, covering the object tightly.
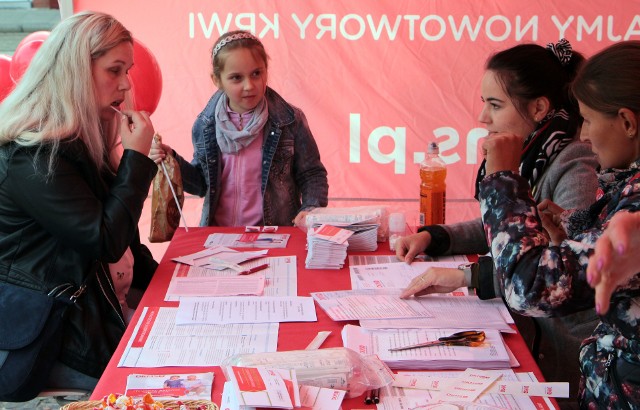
[0,139,158,378]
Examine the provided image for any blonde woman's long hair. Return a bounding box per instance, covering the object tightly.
[0,11,132,172]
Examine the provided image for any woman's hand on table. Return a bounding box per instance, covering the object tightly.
[395,231,431,263]
[482,132,522,175]
[587,211,640,315]
[400,267,466,298]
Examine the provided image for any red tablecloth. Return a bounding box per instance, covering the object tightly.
[91,227,554,409]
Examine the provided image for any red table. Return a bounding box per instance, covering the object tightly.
[91,227,555,409]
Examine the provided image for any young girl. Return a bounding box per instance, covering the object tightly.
[150,31,328,227]
[479,40,640,408]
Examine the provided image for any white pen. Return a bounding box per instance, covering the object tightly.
[110,105,133,124]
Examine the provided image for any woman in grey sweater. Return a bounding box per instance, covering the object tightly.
[396,41,599,407]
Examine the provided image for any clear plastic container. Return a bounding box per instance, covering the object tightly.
[221,347,394,398]
[388,212,406,251]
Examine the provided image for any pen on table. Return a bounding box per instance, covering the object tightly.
[238,263,269,275]
[364,389,373,405]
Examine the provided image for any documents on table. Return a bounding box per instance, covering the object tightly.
[224,366,300,409]
[167,256,298,299]
[309,222,379,252]
[350,261,466,290]
[205,232,290,248]
[348,254,469,266]
[175,296,317,325]
[341,325,511,370]
[172,245,268,270]
[379,369,557,410]
[305,224,352,269]
[359,294,513,333]
[311,289,435,321]
[220,381,346,410]
[124,372,214,400]
[165,275,266,299]
[118,307,278,367]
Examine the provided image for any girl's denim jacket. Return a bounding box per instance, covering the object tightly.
[174,87,329,226]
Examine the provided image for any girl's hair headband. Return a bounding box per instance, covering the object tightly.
[213,32,260,57]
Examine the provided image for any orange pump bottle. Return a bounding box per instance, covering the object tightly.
[419,142,446,226]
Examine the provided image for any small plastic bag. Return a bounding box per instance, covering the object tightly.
[149,134,184,243]
[221,347,394,398]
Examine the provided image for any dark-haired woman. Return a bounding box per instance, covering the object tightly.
[397,40,599,405]
[480,40,640,409]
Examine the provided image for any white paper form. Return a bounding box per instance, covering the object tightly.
[342,325,511,370]
[378,370,547,410]
[118,307,278,367]
[299,385,346,410]
[360,294,513,333]
[175,296,317,325]
[311,289,434,321]
[166,275,266,299]
[167,256,298,301]
[205,233,290,248]
[172,245,268,270]
[225,366,295,409]
[350,261,465,290]
[348,254,469,266]
[221,382,345,410]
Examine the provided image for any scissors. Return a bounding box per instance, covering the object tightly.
[388,330,486,352]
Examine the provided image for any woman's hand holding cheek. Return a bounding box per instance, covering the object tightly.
[119,109,155,155]
[482,132,522,176]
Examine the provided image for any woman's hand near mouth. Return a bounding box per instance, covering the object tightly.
[118,109,155,155]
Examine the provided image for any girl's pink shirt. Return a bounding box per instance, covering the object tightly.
[214,109,264,226]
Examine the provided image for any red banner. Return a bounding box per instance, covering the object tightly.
[74,0,640,225]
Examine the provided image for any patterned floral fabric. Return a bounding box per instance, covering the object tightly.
[478,160,640,409]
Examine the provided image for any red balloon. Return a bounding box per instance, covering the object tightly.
[0,55,14,102]
[10,39,47,83]
[129,39,163,115]
[15,31,50,51]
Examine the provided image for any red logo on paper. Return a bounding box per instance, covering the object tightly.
[239,233,260,242]
[232,367,266,392]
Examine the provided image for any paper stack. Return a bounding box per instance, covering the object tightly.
[310,222,379,252]
[305,225,353,269]
[342,325,512,370]
[305,206,384,249]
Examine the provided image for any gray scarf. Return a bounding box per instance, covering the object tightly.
[215,94,269,154]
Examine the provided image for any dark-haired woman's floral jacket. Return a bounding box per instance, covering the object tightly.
[478,160,640,409]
